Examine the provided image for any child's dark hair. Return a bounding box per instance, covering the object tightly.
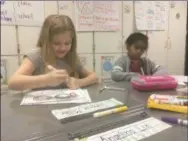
[125,32,148,50]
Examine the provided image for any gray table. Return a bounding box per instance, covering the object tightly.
[1,82,187,141]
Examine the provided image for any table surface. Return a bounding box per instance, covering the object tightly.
[1,81,188,141]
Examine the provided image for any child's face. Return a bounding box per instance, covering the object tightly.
[127,41,147,60]
[51,31,72,58]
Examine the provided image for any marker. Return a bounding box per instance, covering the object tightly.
[104,86,126,92]
[150,94,187,101]
[161,117,188,127]
[156,99,188,106]
[176,96,188,100]
[150,94,170,100]
[93,106,128,118]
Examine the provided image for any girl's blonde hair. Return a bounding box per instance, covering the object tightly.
[36,14,79,77]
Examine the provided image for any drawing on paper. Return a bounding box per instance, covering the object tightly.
[74,1,120,31]
[20,89,91,105]
[75,1,94,15]
[101,56,114,72]
[135,1,169,30]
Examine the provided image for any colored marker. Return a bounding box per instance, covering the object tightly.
[151,94,187,101]
[150,94,170,101]
[161,117,188,127]
[93,106,128,118]
[156,99,188,106]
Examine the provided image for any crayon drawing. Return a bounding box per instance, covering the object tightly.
[21,89,91,105]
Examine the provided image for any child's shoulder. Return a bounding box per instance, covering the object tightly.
[26,48,41,57]
[117,55,129,60]
[29,47,41,54]
[24,47,42,61]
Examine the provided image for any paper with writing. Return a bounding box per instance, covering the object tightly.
[74,1,120,31]
[52,98,123,120]
[135,1,169,30]
[1,1,15,25]
[80,117,171,141]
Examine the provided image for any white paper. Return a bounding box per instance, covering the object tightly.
[74,1,120,31]
[81,117,171,141]
[94,1,120,31]
[171,75,188,86]
[74,1,94,31]
[135,1,169,30]
[1,1,16,25]
[20,89,91,105]
[58,1,74,21]
[52,98,123,120]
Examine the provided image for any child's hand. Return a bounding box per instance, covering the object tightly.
[46,65,69,87]
[66,77,80,90]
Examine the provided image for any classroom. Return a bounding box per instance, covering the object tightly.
[1,1,188,141]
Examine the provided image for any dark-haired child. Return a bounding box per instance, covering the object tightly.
[111,32,168,81]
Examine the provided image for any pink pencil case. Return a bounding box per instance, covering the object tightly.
[131,75,177,91]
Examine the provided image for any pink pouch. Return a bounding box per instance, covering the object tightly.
[131,75,177,91]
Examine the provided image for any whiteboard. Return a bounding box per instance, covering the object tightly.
[74,1,120,31]
[135,1,169,30]
[1,1,44,26]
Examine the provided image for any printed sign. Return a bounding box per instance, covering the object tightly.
[79,117,171,141]
[52,98,123,120]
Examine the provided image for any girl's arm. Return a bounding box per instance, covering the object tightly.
[8,58,51,91]
[147,59,168,75]
[111,57,140,81]
[76,67,99,88]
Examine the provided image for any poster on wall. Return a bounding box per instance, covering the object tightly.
[1,0,16,25]
[74,1,120,31]
[58,1,74,21]
[1,60,7,84]
[135,1,169,30]
[94,1,120,31]
[14,1,44,26]
[1,1,44,26]
[74,1,94,31]
[101,56,114,79]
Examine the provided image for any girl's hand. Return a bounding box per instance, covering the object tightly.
[46,65,69,87]
[66,77,80,90]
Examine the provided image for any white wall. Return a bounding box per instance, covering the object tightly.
[1,1,187,83]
